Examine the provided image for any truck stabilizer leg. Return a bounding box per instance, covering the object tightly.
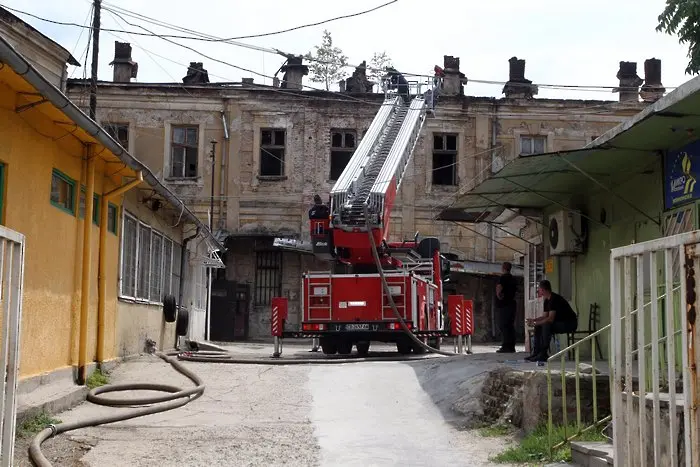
[272,336,282,358]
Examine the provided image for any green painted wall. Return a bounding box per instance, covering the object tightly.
[546,159,664,356]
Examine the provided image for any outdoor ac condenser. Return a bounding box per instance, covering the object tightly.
[548,210,584,255]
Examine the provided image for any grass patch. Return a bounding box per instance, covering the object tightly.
[479,424,514,437]
[17,412,61,438]
[492,423,606,464]
[86,368,110,389]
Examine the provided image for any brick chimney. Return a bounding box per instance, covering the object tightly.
[109,42,138,83]
[182,62,210,84]
[614,61,643,103]
[640,58,665,103]
[242,77,254,85]
[441,55,467,96]
[280,55,309,90]
[502,56,538,99]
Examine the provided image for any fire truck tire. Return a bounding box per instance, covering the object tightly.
[427,337,441,350]
[337,341,353,355]
[356,341,370,356]
[396,341,412,355]
[320,340,337,355]
[412,341,426,354]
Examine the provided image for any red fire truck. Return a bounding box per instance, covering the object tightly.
[272,74,473,356]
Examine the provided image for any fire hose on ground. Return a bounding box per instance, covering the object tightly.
[29,351,205,467]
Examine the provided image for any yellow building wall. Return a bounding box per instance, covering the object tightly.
[0,82,122,378]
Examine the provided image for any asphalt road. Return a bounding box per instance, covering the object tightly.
[42,343,511,466]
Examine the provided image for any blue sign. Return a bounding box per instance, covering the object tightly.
[664,140,700,210]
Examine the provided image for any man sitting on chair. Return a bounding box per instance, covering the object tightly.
[525,280,577,362]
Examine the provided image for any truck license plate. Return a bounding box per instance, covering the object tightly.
[344,323,370,331]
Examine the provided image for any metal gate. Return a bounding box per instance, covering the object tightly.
[0,226,26,466]
[610,231,700,467]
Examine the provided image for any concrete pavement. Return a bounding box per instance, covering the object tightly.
[37,343,521,466]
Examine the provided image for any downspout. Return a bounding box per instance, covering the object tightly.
[490,107,498,338]
[219,108,229,230]
[177,227,200,349]
[78,146,96,385]
[96,171,143,364]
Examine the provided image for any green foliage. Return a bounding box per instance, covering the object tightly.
[86,368,110,389]
[305,30,348,90]
[17,412,61,438]
[657,0,700,74]
[368,51,393,83]
[491,423,606,464]
[479,423,514,437]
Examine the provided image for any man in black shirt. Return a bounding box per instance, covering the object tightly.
[495,262,517,353]
[308,194,329,220]
[526,279,578,362]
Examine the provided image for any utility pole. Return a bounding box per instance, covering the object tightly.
[89,0,102,120]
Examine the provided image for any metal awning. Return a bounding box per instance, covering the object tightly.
[439,74,700,224]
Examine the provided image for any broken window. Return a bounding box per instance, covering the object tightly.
[432,133,458,186]
[519,135,546,155]
[260,128,286,177]
[103,122,129,149]
[170,125,199,178]
[329,130,356,180]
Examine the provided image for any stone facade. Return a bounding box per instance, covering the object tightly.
[67,53,648,339]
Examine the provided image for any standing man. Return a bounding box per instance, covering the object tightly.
[525,280,578,362]
[495,261,517,353]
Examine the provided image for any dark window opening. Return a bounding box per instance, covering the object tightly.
[104,122,129,149]
[330,130,356,180]
[255,251,282,305]
[432,133,458,186]
[170,125,199,178]
[260,129,286,177]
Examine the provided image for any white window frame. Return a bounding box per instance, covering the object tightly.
[119,210,179,305]
[519,135,548,155]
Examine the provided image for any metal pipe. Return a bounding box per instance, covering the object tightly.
[96,172,143,362]
[176,228,200,349]
[78,148,96,385]
[219,109,229,230]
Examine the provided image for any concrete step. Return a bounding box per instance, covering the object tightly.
[570,441,614,467]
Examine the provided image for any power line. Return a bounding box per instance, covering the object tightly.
[103,0,399,41]
[1,3,678,94]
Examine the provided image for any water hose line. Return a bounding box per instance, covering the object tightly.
[29,351,205,467]
[363,205,458,357]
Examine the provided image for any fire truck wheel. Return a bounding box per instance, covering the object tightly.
[412,342,426,354]
[396,341,412,355]
[337,341,353,355]
[356,341,370,356]
[427,337,441,350]
[320,339,337,355]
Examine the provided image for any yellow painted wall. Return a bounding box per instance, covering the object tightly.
[0,80,120,378]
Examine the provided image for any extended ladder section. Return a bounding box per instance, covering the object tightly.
[330,94,428,230]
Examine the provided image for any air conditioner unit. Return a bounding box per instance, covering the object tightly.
[548,210,584,256]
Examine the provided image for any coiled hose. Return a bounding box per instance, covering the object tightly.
[29,351,205,467]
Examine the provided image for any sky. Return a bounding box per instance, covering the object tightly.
[3,0,697,101]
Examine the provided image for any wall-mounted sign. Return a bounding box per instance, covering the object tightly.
[545,258,554,274]
[664,140,700,210]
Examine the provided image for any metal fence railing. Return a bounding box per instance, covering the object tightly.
[0,225,26,466]
[611,231,700,467]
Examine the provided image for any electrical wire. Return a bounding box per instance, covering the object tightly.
[0,2,677,94]
[103,0,399,41]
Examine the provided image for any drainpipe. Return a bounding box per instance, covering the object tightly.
[78,146,96,385]
[96,171,143,364]
[176,227,200,349]
[490,108,498,338]
[220,108,229,230]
